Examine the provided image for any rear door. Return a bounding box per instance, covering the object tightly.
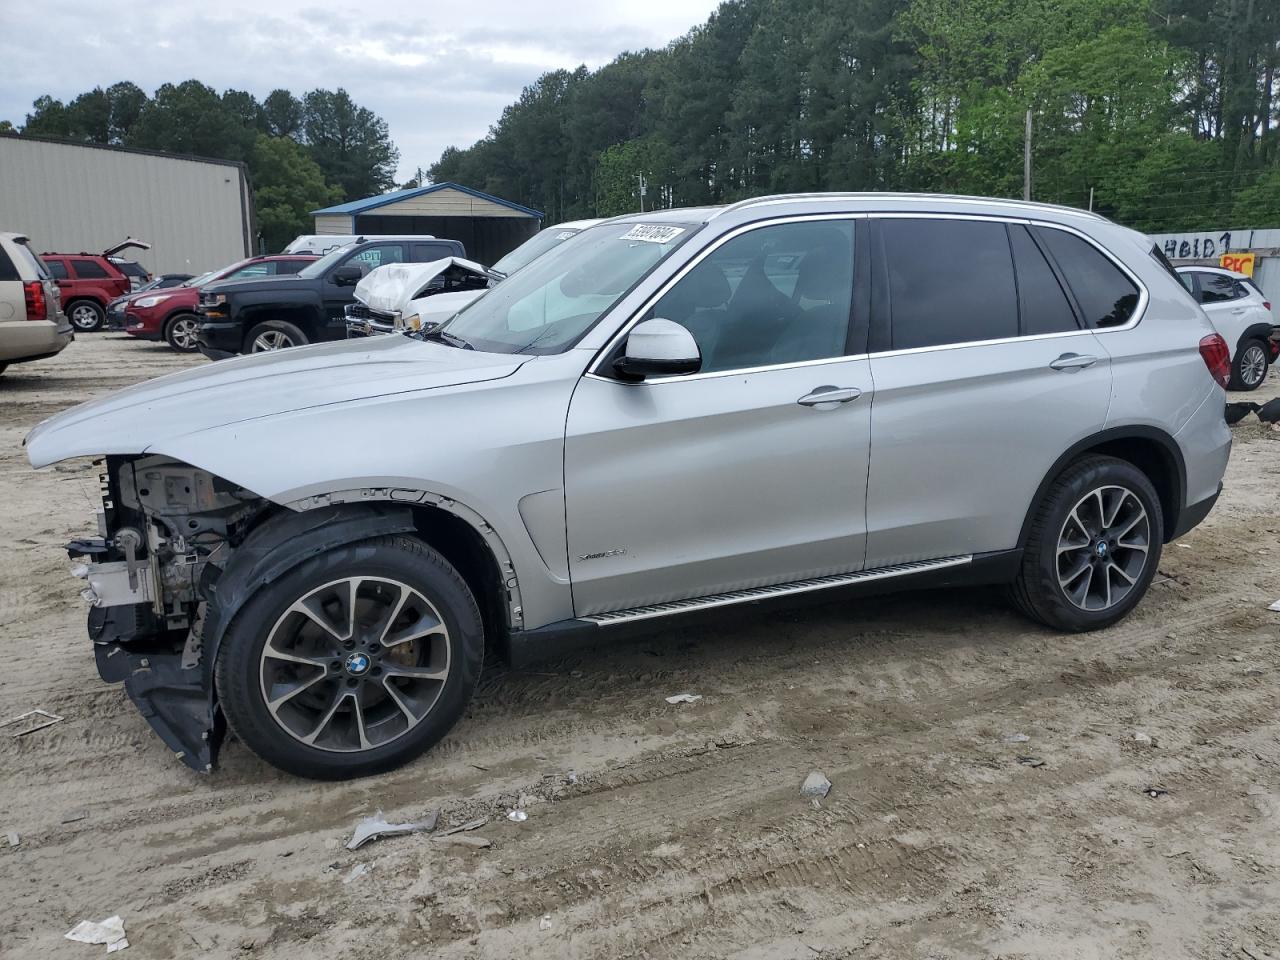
[864,216,1115,567]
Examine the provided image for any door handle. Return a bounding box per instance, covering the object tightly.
[797,386,862,407]
[1049,353,1098,371]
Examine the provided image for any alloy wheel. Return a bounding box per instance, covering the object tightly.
[169,317,198,350]
[258,577,451,752]
[1056,485,1150,611]
[251,330,295,352]
[70,304,100,330]
[1241,344,1267,387]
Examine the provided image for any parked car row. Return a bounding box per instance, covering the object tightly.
[41,238,151,332]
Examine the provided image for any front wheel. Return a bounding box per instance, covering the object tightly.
[68,300,105,332]
[1230,339,1269,391]
[1010,455,1163,631]
[246,320,308,353]
[164,313,201,352]
[214,535,484,779]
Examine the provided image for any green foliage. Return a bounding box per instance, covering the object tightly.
[251,135,344,251]
[302,88,399,200]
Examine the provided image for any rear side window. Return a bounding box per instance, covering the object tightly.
[0,245,17,282]
[882,218,1018,349]
[1008,225,1079,335]
[1197,272,1244,304]
[45,258,69,280]
[70,258,110,279]
[413,243,457,263]
[1035,228,1139,328]
[116,261,148,278]
[227,263,275,279]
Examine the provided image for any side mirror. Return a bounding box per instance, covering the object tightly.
[613,318,701,379]
[331,264,363,286]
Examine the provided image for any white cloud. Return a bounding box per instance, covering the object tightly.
[0,0,720,182]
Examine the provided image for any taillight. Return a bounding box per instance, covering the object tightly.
[1198,333,1231,389]
[1264,301,1272,311]
[23,281,47,321]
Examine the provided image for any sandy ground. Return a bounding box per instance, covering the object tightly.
[1,335,1278,960]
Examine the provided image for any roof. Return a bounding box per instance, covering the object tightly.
[717,192,1105,222]
[0,130,248,171]
[312,182,543,218]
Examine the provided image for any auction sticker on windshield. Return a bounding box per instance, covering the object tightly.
[621,224,686,244]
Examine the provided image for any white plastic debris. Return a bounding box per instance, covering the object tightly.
[800,770,832,798]
[507,810,528,823]
[539,915,553,931]
[665,693,702,704]
[342,863,371,884]
[65,916,128,952]
[346,810,440,850]
[1269,598,1280,612]
[5,832,18,847]
[1002,733,1030,744]
[0,708,64,738]
[1134,732,1153,744]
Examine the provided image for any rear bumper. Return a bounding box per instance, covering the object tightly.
[0,317,74,363]
[1169,482,1220,540]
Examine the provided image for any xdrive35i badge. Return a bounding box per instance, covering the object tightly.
[577,548,627,562]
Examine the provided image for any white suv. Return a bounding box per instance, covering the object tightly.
[0,232,72,377]
[1176,265,1277,390]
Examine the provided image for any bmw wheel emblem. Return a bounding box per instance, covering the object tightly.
[345,652,371,676]
[1094,541,1108,559]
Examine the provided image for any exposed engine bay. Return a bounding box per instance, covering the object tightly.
[70,455,268,770]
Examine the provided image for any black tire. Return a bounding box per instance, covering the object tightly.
[214,535,484,780]
[1229,338,1269,391]
[1010,455,1163,632]
[67,300,105,332]
[163,313,201,352]
[245,320,308,354]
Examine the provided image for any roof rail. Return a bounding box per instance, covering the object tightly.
[713,192,1105,221]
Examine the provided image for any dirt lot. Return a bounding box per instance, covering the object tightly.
[1,335,1277,960]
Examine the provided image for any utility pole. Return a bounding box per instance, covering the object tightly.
[637,173,647,213]
[1023,109,1033,202]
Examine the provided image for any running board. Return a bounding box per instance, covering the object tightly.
[580,555,973,626]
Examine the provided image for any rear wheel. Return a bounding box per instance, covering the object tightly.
[163,313,201,352]
[246,320,308,353]
[1010,455,1163,631]
[1230,339,1268,391]
[214,535,484,779]
[68,300,105,332]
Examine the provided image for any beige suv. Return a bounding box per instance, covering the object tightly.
[0,232,72,376]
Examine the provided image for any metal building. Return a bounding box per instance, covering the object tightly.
[0,133,253,275]
[312,182,543,265]
[1151,227,1280,302]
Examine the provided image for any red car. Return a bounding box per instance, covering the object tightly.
[125,255,317,352]
[42,239,152,333]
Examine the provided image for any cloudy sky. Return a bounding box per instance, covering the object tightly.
[0,1,720,181]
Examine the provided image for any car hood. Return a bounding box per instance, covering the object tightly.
[26,334,528,467]
[203,275,314,296]
[355,258,490,316]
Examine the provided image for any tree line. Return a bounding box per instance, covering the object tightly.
[429,0,1280,232]
[4,81,400,250]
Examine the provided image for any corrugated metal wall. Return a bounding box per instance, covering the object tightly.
[0,135,251,275]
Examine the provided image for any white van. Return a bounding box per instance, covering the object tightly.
[282,234,434,257]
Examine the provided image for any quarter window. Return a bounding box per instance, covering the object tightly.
[1008,225,1079,335]
[0,247,17,282]
[70,259,110,279]
[882,218,1018,349]
[1196,272,1243,304]
[1034,228,1139,328]
[648,220,855,373]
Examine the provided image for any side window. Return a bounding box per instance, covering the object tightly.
[1009,225,1079,335]
[1034,227,1139,328]
[227,263,275,279]
[648,220,855,373]
[1178,271,1197,295]
[279,259,310,275]
[45,259,69,280]
[882,218,1018,349]
[413,243,455,263]
[1197,272,1241,304]
[348,244,406,276]
[70,258,110,279]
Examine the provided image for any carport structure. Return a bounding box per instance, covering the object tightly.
[312,182,543,266]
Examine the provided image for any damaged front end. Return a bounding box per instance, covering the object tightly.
[72,455,267,772]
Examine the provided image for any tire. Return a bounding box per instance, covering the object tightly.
[245,320,308,354]
[67,300,105,332]
[214,535,484,780]
[163,313,201,353]
[1009,455,1163,632]
[1229,338,1268,391]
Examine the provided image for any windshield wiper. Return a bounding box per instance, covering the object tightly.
[421,327,473,350]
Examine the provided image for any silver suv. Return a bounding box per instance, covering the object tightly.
[1,231,71,375]
[26,194,1232,779]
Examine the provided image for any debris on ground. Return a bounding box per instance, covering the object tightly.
[1145,787,1170,799]
[539,915,552,931]
[1002,732,1030,743]
[1269,598,1280,612]
[1134,732,1154,744]
[5,832,18,847]
[565,771,578,785]
[1016,756,1046,768]
[665,693,702,704]
[801,771,832,798]
[1225,401,1260,425]
[434,817,488,837]
[341,863,371,884]
[61,810,88,824]
[507,810,528,822]
[65,915,128,952]
[346,810,440,850]
[433,834,492,849]
[1258,397,1280,423]
[0,708,64,738]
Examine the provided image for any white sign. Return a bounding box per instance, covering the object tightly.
[621,224,685,244]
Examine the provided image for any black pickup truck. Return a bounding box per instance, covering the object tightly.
[196,236,466,358]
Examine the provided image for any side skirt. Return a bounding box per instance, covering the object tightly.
[506,549,1022,669]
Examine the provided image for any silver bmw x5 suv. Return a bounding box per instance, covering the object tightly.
[26,194,1232,779]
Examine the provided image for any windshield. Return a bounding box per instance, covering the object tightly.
[436,221,698,355]
[298,243,357,279]
[187,271,216,288]
[490,227,583,278]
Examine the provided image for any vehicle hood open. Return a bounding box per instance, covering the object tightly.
[355,258,490,317]
[25,334,527,467]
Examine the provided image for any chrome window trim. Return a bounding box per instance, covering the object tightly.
[585,210,1148,384]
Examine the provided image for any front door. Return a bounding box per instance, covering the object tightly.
[322,242,408,335]
[564,218,873,616]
